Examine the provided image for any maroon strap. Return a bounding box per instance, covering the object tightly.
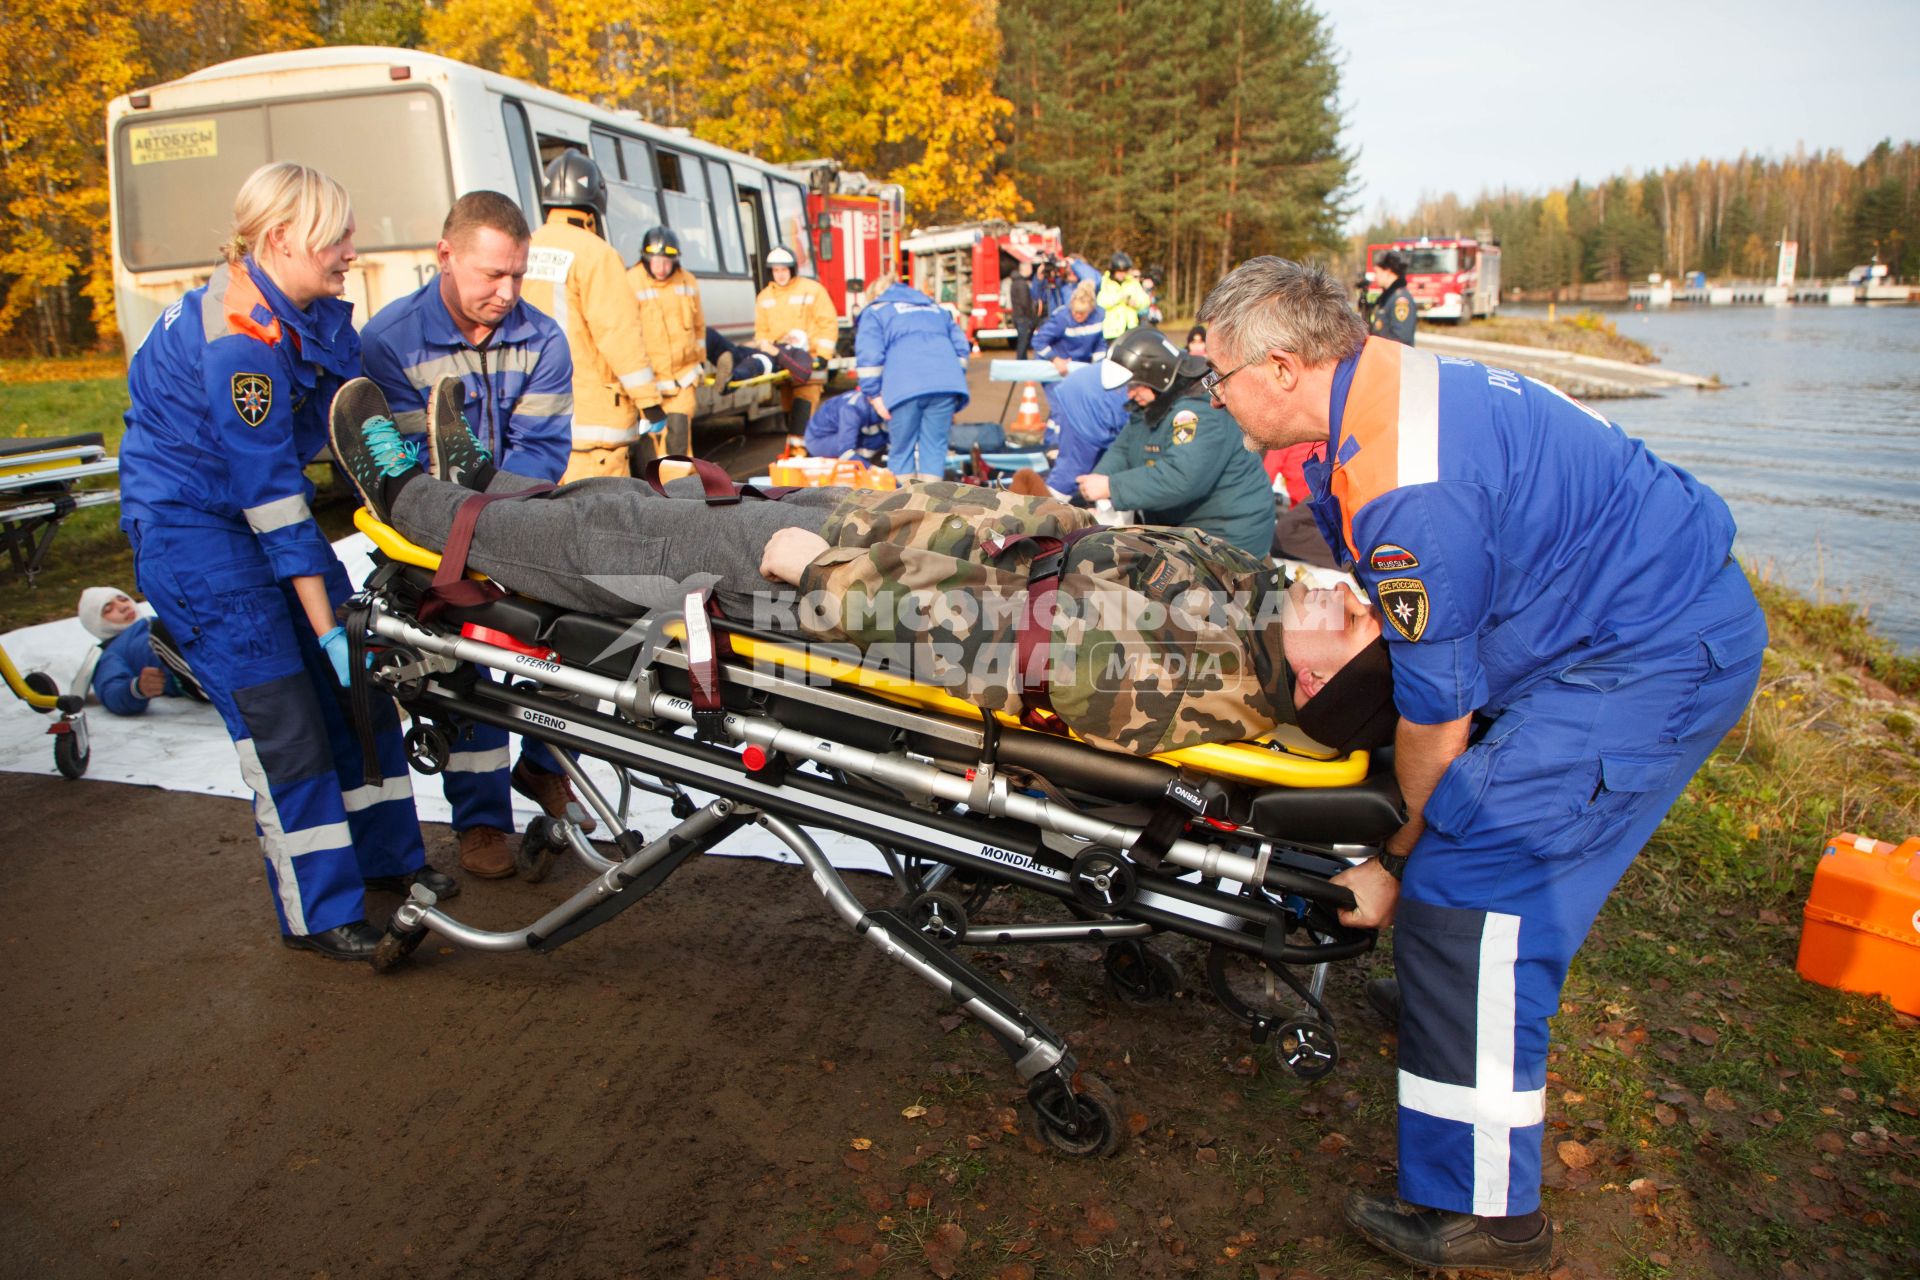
[642,455,802,504]
[420,484,556,620]
[980,526,1102,736]
[682,588,735,740]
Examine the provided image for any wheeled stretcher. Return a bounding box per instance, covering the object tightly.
[348,510,1405,1156]
[0,432,121,584]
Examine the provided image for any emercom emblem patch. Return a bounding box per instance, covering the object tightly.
[1375,576,1430,642]
[231,373,272,427]
[1170,410,1198,445]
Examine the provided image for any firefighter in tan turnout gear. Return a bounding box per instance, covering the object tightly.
[753,246,841,435]
[629,226,706,460]
[521,152,658,480]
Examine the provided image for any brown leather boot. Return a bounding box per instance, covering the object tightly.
[512,759,597,833]
[457,826,514,879]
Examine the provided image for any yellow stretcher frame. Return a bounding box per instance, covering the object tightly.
[354,509,1369,789]
[0,644,61,711]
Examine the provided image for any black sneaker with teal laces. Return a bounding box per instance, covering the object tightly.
[425,375,495,490]
[329,378,422,524]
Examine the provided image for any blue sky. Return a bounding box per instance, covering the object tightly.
[1318,0,1920,225]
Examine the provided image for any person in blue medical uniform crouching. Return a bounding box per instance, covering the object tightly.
[1200,259,1765,1272]
[119,162,447,962]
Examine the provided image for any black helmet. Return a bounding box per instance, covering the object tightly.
[1377,249,1409,276]
[642,226,681,258]
[1100,325,1183,393]
[541,151,607,216]
[1109,251,1134,273]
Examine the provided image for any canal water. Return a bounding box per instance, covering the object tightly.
[1510,303,1920,652]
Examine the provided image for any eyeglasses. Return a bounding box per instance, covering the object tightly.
[1198,357,1259,397]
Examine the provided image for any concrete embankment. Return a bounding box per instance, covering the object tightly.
[1418,332,1718,399]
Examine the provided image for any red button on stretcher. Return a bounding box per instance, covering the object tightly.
[459,623,557,661]
[742,746,769,771]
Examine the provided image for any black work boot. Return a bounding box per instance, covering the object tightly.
[1344,1192,1552,1273]
[664,413,692,458]
[364,865,461,901]
[786,399,813,437]
[281,920,383,962]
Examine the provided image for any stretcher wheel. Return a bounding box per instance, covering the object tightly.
[1104,942,1180,1006]
[1026,1072,1124,1159]
[1070,849,1136,911]
[906,891,969,947]
[53,728,88,780]
[22,671,59,713]
[1273,1017,1339,1080]
[404,724,450,774]
[516,817,565,883]
[371,924,428,974]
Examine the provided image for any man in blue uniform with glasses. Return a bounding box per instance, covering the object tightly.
[1199,258,1766,1272]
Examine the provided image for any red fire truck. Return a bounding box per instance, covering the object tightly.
[903,221,1064,344]
[1365,236,1502,322]
[783,161,906,324]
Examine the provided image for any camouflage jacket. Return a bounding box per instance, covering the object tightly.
[796,483,1292,755]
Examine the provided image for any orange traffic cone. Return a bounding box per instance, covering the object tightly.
[1017,383,1043,437]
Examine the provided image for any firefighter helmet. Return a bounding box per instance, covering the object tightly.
[766,247,797,270]
[1100,325,1184,392]
[1109,251,1134,273]
[642,226,681,258]
[541,151,607,216]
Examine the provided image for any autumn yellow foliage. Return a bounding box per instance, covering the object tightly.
[424,0,1022,222]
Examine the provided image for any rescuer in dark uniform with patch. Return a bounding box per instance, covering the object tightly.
[1369,250,1419,347]
[1075,327,1274,556]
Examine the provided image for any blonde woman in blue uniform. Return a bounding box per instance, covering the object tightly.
[119,163,445,962]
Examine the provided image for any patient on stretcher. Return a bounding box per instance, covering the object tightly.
[332,378,1394,758]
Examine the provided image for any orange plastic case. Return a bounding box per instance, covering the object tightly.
[1795,832,1920,1015]
[767,457,896,489]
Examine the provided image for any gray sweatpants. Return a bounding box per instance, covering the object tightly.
[391,469,845,619]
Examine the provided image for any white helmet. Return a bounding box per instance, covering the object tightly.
[766,247,797,270]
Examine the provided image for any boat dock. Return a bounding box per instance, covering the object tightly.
[1627,281,1914,307]
[1418,333,1717,399]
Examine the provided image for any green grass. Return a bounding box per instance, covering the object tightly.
[0,357,355,632]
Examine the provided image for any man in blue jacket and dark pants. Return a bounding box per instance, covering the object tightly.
[361,190,587,878]
[853,276,972,482]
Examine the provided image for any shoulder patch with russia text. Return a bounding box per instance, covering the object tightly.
[1369,543,1419,572]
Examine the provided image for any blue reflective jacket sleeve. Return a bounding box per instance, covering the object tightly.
[1031,308,1067,357]
[497,327,574,482]
[854,307,887,401]
[360,326,429,441]
[1349,481,1500,723]
[1092,413,1144,479]
[201,336,335,580]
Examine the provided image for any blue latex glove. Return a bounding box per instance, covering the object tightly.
[318,625,352,687]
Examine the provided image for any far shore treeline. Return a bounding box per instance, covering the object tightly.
[2,0,1915,358]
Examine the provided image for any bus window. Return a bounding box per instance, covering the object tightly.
[705,159,746,276]
[590,132,661,266]
[654,147,721,274]
[114,89,451,271]
[769,179,812,275]
[501,100,540,221]
[738,187,768,286]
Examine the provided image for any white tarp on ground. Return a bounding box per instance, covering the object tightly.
[0,533,888,873]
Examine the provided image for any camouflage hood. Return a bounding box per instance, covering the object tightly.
[798,483,1292,755]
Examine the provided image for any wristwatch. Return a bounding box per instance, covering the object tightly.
[1375,852,1409,881]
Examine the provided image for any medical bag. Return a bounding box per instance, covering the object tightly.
[1794,831,1920,1015]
